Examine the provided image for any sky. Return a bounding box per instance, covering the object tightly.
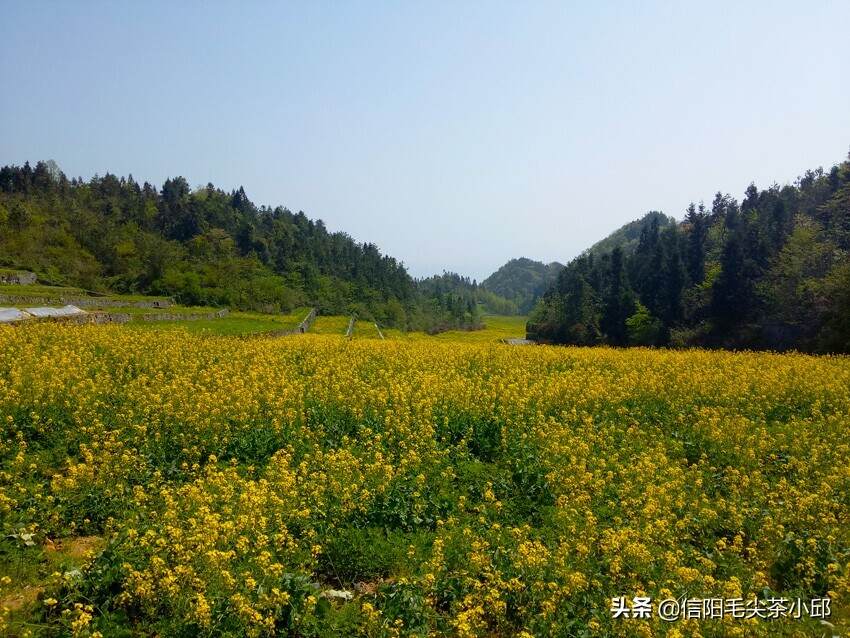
[2,2,849,280]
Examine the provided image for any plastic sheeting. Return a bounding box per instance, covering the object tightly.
[0,307,32,323]
[24,305,86,318]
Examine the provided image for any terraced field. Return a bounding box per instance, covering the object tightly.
[310,315,353,336]
[125,308,313,336]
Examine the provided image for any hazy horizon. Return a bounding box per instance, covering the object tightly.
[2,2,848,280]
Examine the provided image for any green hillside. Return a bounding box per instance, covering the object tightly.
[481,258,563,313]
[583,210,677,258]
[0,162,416,327]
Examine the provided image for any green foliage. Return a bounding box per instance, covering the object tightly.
[480,257,563,313]
[817,261,850,351]
[413,273,491,332]
[626,302,665,346]
[531,153,850,353]
[583,210,677,259]
[321,528,417,582]
[0,161,416,327]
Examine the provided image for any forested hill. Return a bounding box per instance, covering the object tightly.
[481,258,563,313]
[482,214,675,314]
[529,152,850,353]
[0,161,416,326]
[583,211,676,258]
[415,272,520,331]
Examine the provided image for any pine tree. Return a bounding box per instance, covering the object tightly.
[601,247,634,345]
[686,204,707,284]
[660,232,686,325]
[711,230,748,328]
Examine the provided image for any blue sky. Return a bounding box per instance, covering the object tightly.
[2,1,848,279]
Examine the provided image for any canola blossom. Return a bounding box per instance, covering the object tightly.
[0,324,848,637]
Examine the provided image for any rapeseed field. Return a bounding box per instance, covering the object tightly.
[1,324,848,636]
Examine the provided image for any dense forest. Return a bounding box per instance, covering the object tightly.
[0,161,423,326]
[482,215,677,315]
[480,257,563,313]
[4,156,848,348]
[529,152,850,352]
[414,272,518,332]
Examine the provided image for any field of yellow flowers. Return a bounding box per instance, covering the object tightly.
[1,323,848,637]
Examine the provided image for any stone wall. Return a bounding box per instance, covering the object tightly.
[2,308,226,326]
[0,270,37,285]
[72,297,173,309]
[2,311,130,326]
[0,294,172,309]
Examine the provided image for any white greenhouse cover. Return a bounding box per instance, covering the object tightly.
[0,308,32,323]
[24,305,86,318]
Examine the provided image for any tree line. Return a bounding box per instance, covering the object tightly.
[529,152,850,352]
[0,162,422,326]
[414,272,519,333]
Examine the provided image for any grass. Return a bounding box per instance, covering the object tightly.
[310,315,353,335]
[93,292,172,303]
[0,283,171,305]
[301,315,527,341]
[0,283,88,298]
[127,317,282,336]
[352,320,382,339]
[127,313,528,342]
[125,308,312,336]
[406,315,528,343]
[100,304,220,316]
[1,284,525,344]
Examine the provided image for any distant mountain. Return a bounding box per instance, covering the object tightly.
[482,214,675,315]
[481,258,564,314]
[583,211,677,258]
